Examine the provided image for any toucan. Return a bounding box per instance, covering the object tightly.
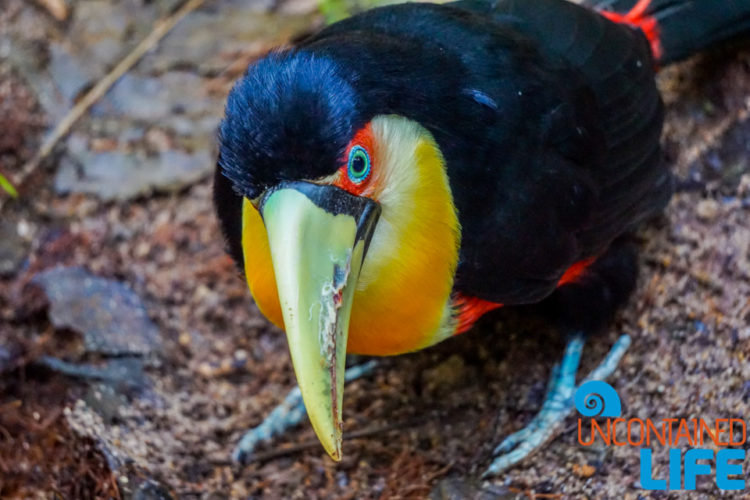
[214,0,750,474]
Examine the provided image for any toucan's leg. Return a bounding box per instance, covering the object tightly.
[483,334,630,476]
[232,360,377,464]
[484,238,639,476]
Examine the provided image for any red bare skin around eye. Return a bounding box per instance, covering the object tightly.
[335,123,375,196]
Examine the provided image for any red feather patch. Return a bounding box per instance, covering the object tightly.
[335,123,375,195]
[599,0,662,63]
[452,257,597,335]
[453,294,503,335]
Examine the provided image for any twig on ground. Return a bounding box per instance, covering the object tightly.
[2,0,207,211]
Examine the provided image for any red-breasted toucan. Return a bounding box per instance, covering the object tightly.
[214,0,750,471]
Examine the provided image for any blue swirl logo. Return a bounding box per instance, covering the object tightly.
[574,380,622,417]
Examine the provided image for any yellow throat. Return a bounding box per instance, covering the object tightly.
[241,115,461,355]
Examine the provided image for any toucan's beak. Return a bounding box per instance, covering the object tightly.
[246,180,380,460]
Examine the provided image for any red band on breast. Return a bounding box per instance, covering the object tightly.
[452,256,597,335]
[453,294,503,335]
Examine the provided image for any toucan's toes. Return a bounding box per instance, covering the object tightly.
[232,386,306,464]
[484,385,577,477]
[483,334,631,477]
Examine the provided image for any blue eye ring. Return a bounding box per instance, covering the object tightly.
[347,146,371,184]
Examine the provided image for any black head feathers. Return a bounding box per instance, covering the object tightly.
[218,50,363,199]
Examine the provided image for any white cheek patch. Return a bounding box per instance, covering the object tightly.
[357,117,425,289]
[348,114,461,351]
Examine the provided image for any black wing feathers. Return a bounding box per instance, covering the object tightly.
[448,0,669,301]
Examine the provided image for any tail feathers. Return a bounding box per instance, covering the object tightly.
[585,0,750,66]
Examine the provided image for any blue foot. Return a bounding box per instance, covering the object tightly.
[232,360,378,464]
[483,334,631,477]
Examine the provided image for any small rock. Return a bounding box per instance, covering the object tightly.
[137,7,310,75]
[68,0,129,71]
[84,383,129,423]
[0,221,28,276]
[695,199,720,221]
[178,332,192,347]
[40,356,149,390]
[48,42,97,105]
[92,72,214,120]
[55,148,213,201]
[32,266,161,355]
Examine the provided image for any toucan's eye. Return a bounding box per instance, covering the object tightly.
[347,146,371,184]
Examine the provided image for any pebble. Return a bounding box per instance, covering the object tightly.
[32,266,161,355]
[0,221,28,276]
[695,199,720,221]
[55,148,214,201]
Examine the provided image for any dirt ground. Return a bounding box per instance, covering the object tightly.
[1,0,749,498]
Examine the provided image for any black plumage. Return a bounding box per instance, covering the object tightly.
[215,0,750,470]
[218,0,674,308]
